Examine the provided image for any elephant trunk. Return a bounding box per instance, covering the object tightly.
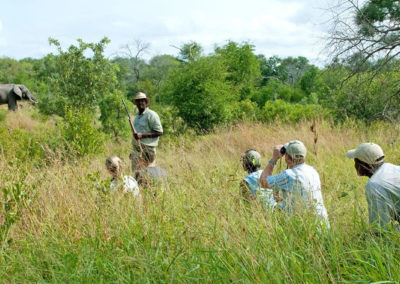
[27,93,38,104]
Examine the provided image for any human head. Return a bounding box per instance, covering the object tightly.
[242,149,261,173]
[346,143,385,177]
[105,155,123,177]
[133,92,150,112]
[282,140,306,166]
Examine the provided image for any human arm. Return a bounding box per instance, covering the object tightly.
[134,131,163,140]
[134,110,163,140]
[259,145,283,188]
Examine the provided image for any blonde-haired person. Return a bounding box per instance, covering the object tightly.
[105,155,140,197]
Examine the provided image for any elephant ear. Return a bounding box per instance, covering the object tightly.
[12,85,23,99]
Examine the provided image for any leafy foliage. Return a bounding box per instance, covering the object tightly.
[215,41,260,99]
[61,108,105,157]
[261,100,325,122]
[45,38,119,115]
[177,41,203,62]
[99,91,133,142]
[165,57,236,131]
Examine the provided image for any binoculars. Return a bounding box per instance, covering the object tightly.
[280,146,286,155]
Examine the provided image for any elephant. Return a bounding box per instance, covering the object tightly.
[0,84,38,111]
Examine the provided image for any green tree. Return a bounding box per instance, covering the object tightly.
[62,108,105,157]
[98,91,133,142]
[44,37,118,115]
[279,56,312,86]
[176,41,203,62]
[215,41,260,100]
[141,55,181,103]
[257,55,284,86]
[165,56,236,131]
[327,0,400,121]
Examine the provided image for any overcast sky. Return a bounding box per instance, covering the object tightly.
[0,0,333,64]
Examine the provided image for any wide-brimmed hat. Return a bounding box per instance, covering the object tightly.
[346,143,384,165]
[283,140,307,159]
[134,92,151,104]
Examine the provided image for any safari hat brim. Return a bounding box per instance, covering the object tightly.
[133,92,151,104]
[134,97,151,104]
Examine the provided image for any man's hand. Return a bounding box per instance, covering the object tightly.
[272,144,284,161]
[134,133,143,140]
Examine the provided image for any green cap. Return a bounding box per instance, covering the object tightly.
[242,149,261,168]
[283,140,307,159]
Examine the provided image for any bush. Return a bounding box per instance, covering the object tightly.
[165,57,238,132]
[0,123,63,165]
[150,105,187,136]
[62,108,106,157]
[99,91,133,142]
[231,99,260,121]
[261,100,326,122]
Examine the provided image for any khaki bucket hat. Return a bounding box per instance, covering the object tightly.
[346,143,384,164]
[134,92,150,104]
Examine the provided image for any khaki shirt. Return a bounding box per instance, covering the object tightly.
[133,108,163,147]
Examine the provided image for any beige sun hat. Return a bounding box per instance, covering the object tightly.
[283,140,307,159]
[134,92,150,104]
[346,143,384,164]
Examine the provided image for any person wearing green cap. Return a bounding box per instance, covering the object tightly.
[259,140,329,225]
[130,92,163,172]
[240,149,277,209]
[346,142,400,230]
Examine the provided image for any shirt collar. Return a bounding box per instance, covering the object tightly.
[138,107,149,116]
[292,163,306,169]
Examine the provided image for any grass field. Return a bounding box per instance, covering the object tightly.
[1,113,400,282]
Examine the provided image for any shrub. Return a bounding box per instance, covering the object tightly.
[165,57,238,132]
[231,99,260,121]
[99,90,133,142]
[261,100,326,122]
[62,108,106,157]
[150,105,187,136]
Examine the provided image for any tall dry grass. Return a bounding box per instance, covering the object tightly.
[1,119,400,282]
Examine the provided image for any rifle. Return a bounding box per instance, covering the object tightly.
[122,98,143,157]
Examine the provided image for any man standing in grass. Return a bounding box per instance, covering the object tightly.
[130,92,163,172]
[346,142,400,230]
[259,140,329,226]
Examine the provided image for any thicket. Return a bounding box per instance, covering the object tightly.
[0,15,399,150]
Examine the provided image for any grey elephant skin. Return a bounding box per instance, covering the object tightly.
[0,84,38,111]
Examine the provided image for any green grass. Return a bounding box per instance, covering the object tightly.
[0,114,400,282]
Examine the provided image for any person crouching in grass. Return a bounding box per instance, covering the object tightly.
[240,149,277,209]
[106,155,141,199]
[259,140,330,227]
[346,142,400,231]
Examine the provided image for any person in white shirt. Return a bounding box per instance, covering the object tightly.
[259,140,329,226]
[105,155,141,198]
[346,142,400,230]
